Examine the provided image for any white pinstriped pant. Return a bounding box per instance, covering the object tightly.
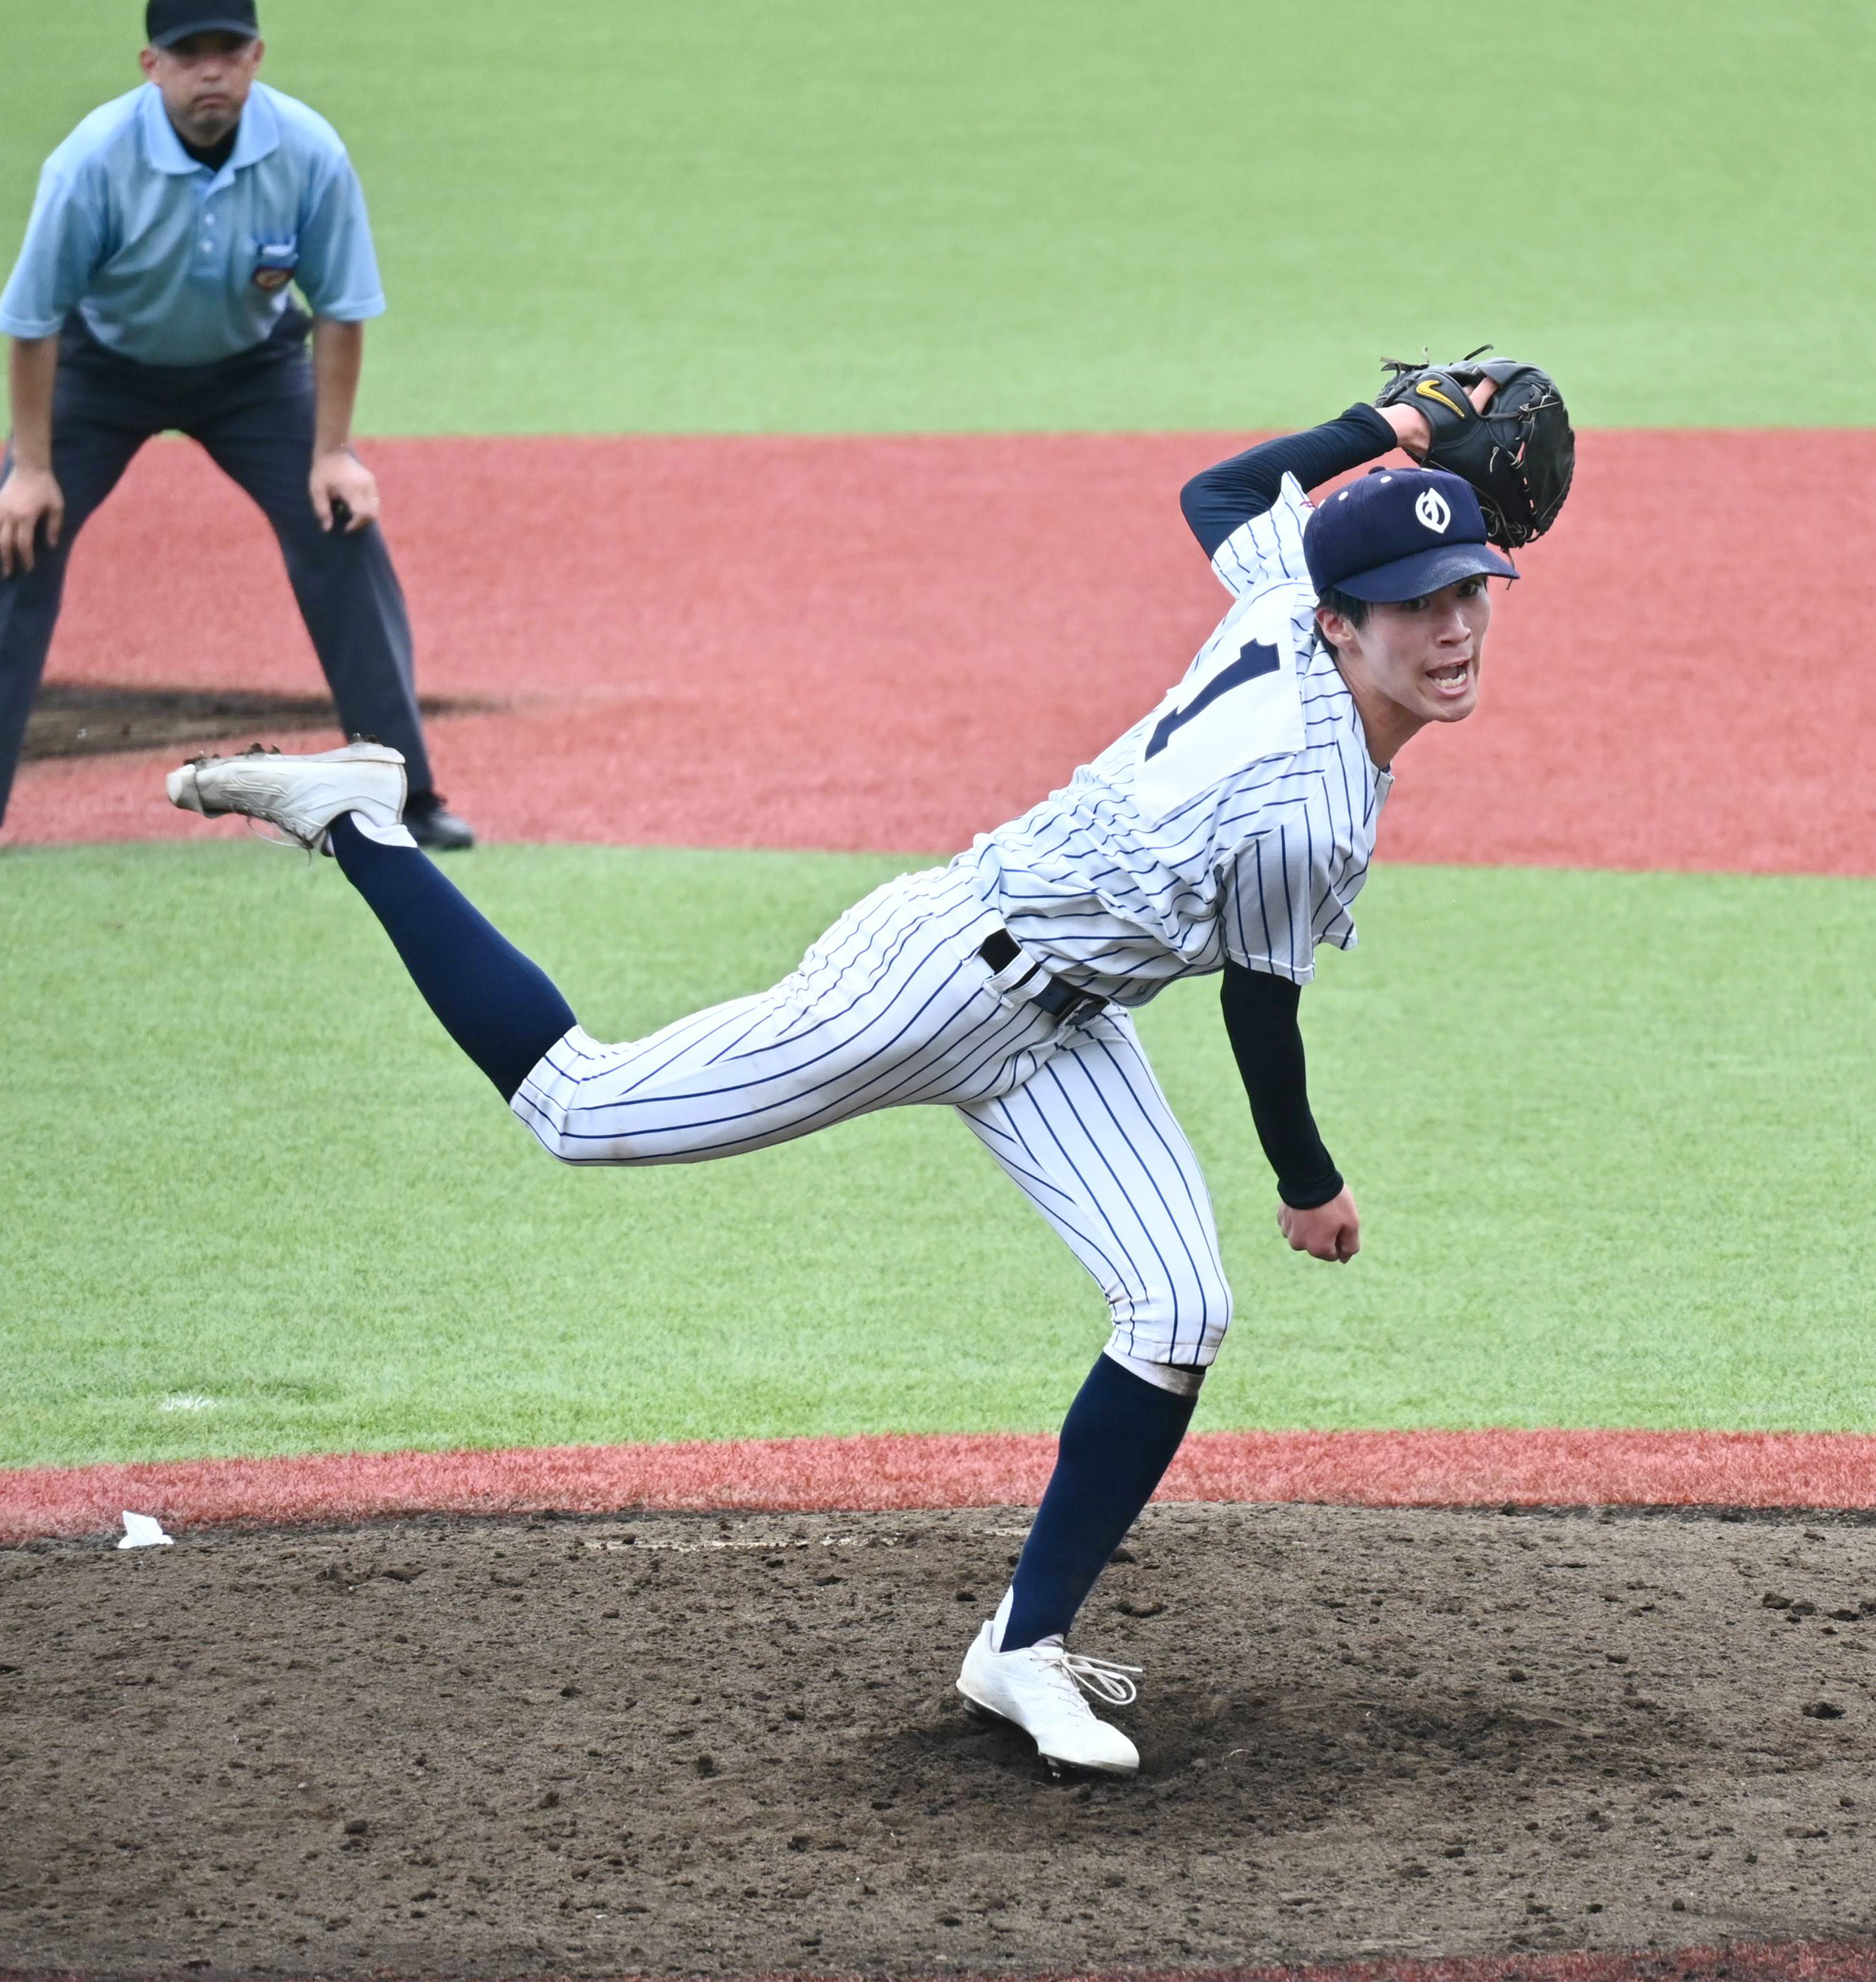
[512,865,1232,1368]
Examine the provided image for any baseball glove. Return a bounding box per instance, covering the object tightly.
[1374,346,1575,549]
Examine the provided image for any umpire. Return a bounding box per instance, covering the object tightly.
[0,0,472,848]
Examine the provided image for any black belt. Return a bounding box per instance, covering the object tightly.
[978,928,1108,1025]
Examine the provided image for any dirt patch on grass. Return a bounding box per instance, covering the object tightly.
[23,682,492,763]
[3,1504,1874,1978]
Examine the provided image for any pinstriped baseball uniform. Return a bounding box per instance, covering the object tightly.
[515,473,1388,1372]
[972,474,1391,994]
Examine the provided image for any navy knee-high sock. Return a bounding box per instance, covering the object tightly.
[328,813,576,1101]
[1000,1353,1198,1652]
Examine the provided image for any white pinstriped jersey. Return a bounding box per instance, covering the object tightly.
[965,475,1392,1003]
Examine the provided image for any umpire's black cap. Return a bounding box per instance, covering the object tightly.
[147,0,259,47]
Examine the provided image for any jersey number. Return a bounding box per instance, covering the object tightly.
[1143,640,1280,760]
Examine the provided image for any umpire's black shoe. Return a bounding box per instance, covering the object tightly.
[405,792,476,851]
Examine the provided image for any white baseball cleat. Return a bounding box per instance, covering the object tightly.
[957,1621,1142,1774]
[165,740,412,854]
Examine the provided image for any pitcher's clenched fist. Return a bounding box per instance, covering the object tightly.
[1279,1189,1360,1264]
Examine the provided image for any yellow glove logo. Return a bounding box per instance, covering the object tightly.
[1416,381,1468,418]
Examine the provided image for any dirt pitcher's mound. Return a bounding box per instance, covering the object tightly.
[3,1504,1874,1980]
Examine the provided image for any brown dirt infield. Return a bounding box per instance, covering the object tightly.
[4,1504,1875,1980]
[6,430,1875,873]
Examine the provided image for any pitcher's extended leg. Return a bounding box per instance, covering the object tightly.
[165,746,1059,1162]
[164,736,571,1093]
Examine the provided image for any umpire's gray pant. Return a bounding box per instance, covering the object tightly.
[0,310,433,831]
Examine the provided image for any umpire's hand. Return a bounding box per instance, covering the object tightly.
[310,446,380,533]
[0,465,64,576]
[1278,1187,1361,1264]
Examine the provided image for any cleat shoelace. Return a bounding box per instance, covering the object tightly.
[245,818,317,855]
[1033,1645,1142,1709]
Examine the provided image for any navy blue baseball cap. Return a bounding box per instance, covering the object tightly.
[1304,467,1516,603]
[147,0,259,47]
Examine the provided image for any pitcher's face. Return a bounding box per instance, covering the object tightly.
[1343,576,1494,729]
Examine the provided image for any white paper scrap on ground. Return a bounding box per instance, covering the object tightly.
[118,1511,174,1549]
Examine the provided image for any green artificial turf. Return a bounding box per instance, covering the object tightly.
[3,842,1873,1468]
[3,1,1872,434]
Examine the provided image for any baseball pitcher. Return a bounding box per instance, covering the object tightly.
[164,355,1573,1774]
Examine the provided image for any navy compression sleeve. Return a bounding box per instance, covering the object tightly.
[1179,402,1397,558]
[328,813,576,1102]
[1000,1353,1199,1652]
[1219,959,1343,1209]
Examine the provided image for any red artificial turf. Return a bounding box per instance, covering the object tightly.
[5,1427,1875,1545]
[7,430,1876,874]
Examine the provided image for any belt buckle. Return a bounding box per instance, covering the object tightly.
[1035,975,1104,1026]
[1053,986,1105,1027]
[980,926,1105,1025]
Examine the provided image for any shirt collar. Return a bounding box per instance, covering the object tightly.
[138,81,279,181]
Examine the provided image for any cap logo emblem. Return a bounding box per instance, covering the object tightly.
[1414,489,1451,534]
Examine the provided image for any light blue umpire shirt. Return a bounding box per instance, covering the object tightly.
[0,81,385,367]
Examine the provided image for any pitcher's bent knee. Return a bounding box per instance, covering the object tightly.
[1106,1266,1233,1371]
[505,1024,656,1167]
[511,1091,664,1168]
